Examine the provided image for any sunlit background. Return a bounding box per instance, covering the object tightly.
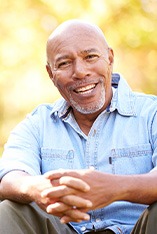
[0,0,157,154]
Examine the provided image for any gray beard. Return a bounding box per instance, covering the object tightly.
[69,83,105,114]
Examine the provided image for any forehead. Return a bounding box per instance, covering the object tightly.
[48,28,106,61]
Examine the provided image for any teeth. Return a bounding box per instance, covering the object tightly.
[75,84,96,93]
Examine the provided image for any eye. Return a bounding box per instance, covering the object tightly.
[85,54,99,61]
[57,60,72,69]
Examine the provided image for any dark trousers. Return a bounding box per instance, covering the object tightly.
[0,200,157,234]
[87,231,114,234]
[131,202,157,234]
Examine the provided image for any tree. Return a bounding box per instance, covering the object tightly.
[0,0,157,151]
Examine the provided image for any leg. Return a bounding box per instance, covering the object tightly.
[131,202,157,234]
[87,230,114,233]
[0,200,76,234]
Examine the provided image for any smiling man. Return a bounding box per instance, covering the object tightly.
[46,20,113,134]
[1,19,157,234]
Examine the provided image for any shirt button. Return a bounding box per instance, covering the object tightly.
[110,107,114,112]
[80,226,86,232]
[96,218,101,222]
[89,166,95,170]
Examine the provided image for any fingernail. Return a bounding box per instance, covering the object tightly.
[86,201,93,207]
[84,214,90,220]
[60,219,65,224]
[84,185,90,191]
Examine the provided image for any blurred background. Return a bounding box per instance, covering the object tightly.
[0,0,157,154]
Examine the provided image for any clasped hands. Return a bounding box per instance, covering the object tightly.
[39,168,117,224]
[42,168,93,224]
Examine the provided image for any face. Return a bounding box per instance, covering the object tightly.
[46,25,114,116]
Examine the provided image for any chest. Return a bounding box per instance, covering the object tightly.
[40,113,153,174]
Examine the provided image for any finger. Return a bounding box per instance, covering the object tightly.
[50,179,60,187]
[44,169,85,181]
[59,176,90,192]
[60,216,83,223]
[46,202,71,214]
[41,185,76,198]
[44,169,72,180]
[61,209,90,224]
[60,195,92,208]
[45,203,87,221]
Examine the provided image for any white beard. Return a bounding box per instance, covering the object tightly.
[69,82,106,114]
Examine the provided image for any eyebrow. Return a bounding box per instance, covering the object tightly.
[55,55,70,64]
[55,48,100,63]
[80,48,99,55]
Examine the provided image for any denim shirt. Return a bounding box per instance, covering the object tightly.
[1,73,157,234]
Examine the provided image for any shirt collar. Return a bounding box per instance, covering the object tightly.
[50,73,136,119]
[50,98,71,119]
[110,73,136,116]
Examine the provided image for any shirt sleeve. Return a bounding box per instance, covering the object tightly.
[0,111,42,180]
[150,110,157,172]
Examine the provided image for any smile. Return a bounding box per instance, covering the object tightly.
[74,84,96,94]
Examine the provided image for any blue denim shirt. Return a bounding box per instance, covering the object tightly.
[1,73,157,234]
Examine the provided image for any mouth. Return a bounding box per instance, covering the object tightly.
[74,84,97,94]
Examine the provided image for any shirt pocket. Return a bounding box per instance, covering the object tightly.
[110,144,153,175]
[41,148,75,173]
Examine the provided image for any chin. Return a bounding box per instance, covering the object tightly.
[72,97,106,115]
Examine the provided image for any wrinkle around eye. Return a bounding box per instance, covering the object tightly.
[57,61,72,69]
[85,55,100,63]
[86,54,99,59]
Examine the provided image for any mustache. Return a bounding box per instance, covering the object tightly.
[68,78,102,91]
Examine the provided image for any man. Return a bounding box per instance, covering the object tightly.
[0,19,157,234]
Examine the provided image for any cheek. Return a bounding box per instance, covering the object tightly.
[52,72,71,100]
[53,69,73,85]
[99,60,112,76]
[95,62,112,89]
[93,59,110,75]
[53,71,66,88]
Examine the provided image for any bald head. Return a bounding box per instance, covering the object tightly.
[47,19,108,43]
[46,19,109,62]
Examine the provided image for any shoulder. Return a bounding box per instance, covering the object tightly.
[114,74,157,116]
[30,103,55,116]
[28,98,65,117]
[134,91,157,109]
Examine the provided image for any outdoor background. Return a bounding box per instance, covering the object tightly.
[0,0,157,154]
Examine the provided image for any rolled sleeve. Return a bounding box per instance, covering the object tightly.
[0,113,41,180]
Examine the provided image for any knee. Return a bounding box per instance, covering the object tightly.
[148,201,157,215]
[0,200,19,222]
[0,199,14,209]
[0,199,19,214]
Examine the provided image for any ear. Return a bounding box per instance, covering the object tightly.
[46,63,54,81]
[108,48,114,68]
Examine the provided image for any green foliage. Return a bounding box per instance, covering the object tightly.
[0,0,157,150]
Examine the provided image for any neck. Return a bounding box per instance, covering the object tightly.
[72,107,105,135]
[72,88,113,135]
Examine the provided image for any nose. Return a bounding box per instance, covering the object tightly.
[72,59,90,79]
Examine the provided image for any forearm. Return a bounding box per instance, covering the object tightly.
[119,171,157,205]
[0,170,52,205]
[0,171,34,203]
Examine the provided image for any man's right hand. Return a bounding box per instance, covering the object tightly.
[0,170,92,223]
